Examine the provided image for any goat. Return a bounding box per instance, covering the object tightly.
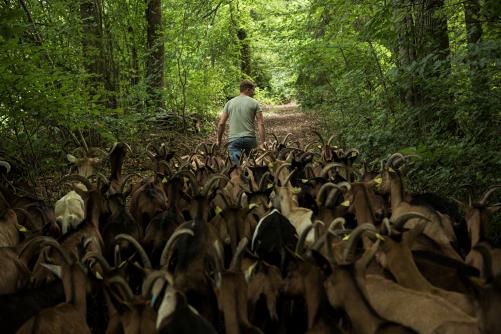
[213,237,263,334]
[377,153,462,261]
[149,272,218,334]
[0,279,65,333]
[0,246,30,295]
[16,237,91,334]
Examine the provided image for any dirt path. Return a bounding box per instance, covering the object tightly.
[203,103,321,148]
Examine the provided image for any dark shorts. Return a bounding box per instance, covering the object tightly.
[228,136,257,165]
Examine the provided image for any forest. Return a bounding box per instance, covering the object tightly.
[1,0,499,196]
[0,0,501,332]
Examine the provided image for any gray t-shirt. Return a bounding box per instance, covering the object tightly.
[223,95,262,140]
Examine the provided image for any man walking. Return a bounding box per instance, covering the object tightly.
[216,80,265,165]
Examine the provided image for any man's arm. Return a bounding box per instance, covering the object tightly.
[216,111,229,147]
[256,112,265,149]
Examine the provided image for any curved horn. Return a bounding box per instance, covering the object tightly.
[315,183,338,204]
[320,162,346,178]
[336,181,351,192]
[82,252,112,273]
[145,142,158,159]
[229,237,249,271]
[326,134,337,147]
[284,168,298,186]
[113,234,152,269]
[391,212,431,230]
[0,161,11,173]
[313,131,325,146]
[255,151,274,164]
[119,173,141,195]
[329,217,346,231]
[172,170,199,196]
[258,171,272,192]
[303,142,317,152]
[12,207,37,230]
[275,163,291,181]
[384,153,406,168]
[281,133,293,145]
[160,228,195,268]
[343,223,376,263]
[108,276,134,301]
[343,148,360,159]
[59,174,94,191]
[295,224,315,255]
[479,185,501,206]
[142,270,167,297]
[201,174,229,198]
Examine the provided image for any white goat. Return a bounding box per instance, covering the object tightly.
[54,190,85,234]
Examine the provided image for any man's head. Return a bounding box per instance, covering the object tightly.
[240,80,256,97]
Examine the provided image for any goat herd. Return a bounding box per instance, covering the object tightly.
[0,132,500,334]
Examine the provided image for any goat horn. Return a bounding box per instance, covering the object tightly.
[160,228,195,268]
[343,148,359,159]
[87,147,109,157]
[113,234,152,269]
[281,133,293,145]
[329,217,346,232]
[119,173,141,195]
[336,181,351,192]
[271,133,279,144]
[108,276,134,301]
[384,153,406,169]
[343,223,376,264]
[172,170,199,196]
[325,188,342,208]
[382,218,392,236]
[201,174,229,198]
[145,142,158,159]
[356,239,381,273]
[216,189,231,209]
[258,171,272,192]
[59,174,94,191]
[313,131,325,146]
[326,134,337,147]
[255,151,273,164]
[295,224,315,255]
[315,183,338,204]
[284,168,298,186]
[275,163,291,180]
[12,208,37,230]
[0,161,11,173]
[320,162,346,178]
[195,143,207,154]
[40,237,73,265]
[391,212,431,230]
[229,237,249,271]
[82,252,112,273]
[142,271,167,297]
[159,160,172,175]
[303,142,316,152]
[479,185,501,206]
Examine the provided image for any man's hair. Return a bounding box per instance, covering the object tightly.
[240,80,255,92]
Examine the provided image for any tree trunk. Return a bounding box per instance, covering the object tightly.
[464,0,488,113]
[393,0,419,106]
[80,0,104,83]
[238,28,251,78]
[145,0,165,111]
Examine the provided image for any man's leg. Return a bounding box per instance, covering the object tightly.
[227,139,242,166]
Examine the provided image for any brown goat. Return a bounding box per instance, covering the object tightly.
[16,238,91,334]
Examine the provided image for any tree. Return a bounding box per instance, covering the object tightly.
[145,0,165,111]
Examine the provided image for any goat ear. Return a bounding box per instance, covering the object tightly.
[66,154,78,164]
[403,221,426,247]
[487,204,501,215]
[41,263,63,279]
[310,250,332,276]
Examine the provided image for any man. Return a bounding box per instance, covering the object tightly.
[216,80,265,165]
